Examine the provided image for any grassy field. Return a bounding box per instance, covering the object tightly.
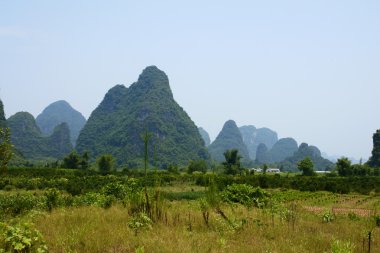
[1,173,380,253]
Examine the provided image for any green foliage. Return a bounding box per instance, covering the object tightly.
[101,182,127,200]
[208,120,250,164]
[221,184,270,207]
[128,212,153,235]
[297,157,316,176]
[36,100,86,146]
[367,129,380,168]
[0,100,7,129]
[63,151,80,169]
[188,160,208,174]
[0,193,43,218]
[63,151,90,170]
[0,222,48,253]
[0,128,14,174]
[76,66,208,167]
[8,112,73,160]
[330,239,355,253]
[97,154,114,174]
[336,157,352,176]
[322,211,335,223]
[222,149,242,175]
[44,188,60,212]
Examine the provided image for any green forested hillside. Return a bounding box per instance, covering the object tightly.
[208,120,250,163]
[76,66,208,167]
[36,100,86,146]
[8,112,73,160]
[255,137,298,164]
[280,143,333,171]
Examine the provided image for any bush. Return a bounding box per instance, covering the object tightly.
[221,184,270,208]
[0,193,43,217]
[0,222,48,253]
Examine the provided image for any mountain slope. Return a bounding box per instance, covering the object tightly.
[198,127,211,146]
[8,112,72,159]
[280,143,333,171]
[208,120,250,163]
[36,100,86,146]
[76,66,208,167]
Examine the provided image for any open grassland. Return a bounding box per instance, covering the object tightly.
[33,198,379,253]
[1,169,380,253]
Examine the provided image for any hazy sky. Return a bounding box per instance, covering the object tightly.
[1,1,379,160]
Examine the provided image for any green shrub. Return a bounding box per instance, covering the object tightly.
[3,185,14,191]
[101,182,127,200]
[221,184,270,208]
[330,239,355,253]
[322,211,335,223]
[0,222,48,253]
[0,193,43,217]
[44,188,61,212]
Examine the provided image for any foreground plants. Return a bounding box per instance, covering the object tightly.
[0,221,48,253]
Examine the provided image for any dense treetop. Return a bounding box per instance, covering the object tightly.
[76,66,208,167]
[367,129,380,167]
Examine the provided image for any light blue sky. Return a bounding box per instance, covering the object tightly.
[1,1,379,160]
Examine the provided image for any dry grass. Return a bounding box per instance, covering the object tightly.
[33,200,380,253]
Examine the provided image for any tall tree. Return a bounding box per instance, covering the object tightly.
[222,149,242,175]
[367,129,380,167]
[336,157,352,176]
[97,154,114,174]
[297,157,315,176]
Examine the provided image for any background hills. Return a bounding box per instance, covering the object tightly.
[36,100,86,146]
[0,66,341,171]
[76,66,208,167]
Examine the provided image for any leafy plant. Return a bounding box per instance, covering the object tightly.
[128,212,153,235]
[221,184,270,208]
[0,222,48,253]
[330,239,355,253]
[322,211,335,223]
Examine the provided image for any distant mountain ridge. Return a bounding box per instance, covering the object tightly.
[208,120,250,163]
[76,66,208,167]
[239,125,278,159]
[36,100,86,146]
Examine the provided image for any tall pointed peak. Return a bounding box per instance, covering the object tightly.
[132,65,173,98]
